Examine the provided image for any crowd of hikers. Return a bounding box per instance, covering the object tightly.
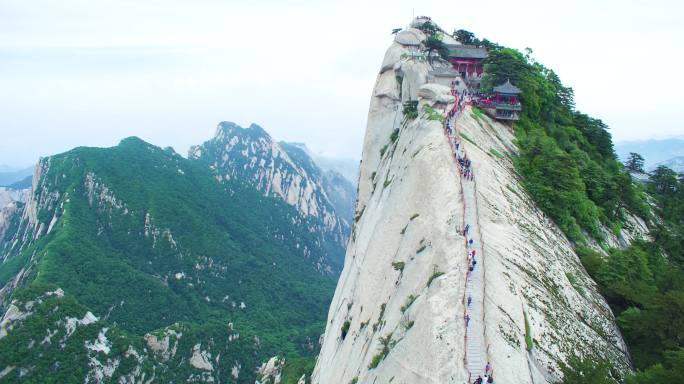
[444,85,495,384]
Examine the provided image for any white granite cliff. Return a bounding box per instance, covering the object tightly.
[312,25,643,384]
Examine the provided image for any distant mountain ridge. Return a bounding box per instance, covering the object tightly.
[653,156,684,173]
[278,142,356,225]
[615,138,684,169]
[0,167,33,187]
[189,122,353,269]
[286,142,359,185]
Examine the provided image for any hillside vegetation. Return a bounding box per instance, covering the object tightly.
[480,46,647,243]
[0,137,336,382]
[470,35,683,382]
[578,168,684,383]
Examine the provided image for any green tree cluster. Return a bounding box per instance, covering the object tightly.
[453,29,478,45]
[424,33,449,62]
[573,170,684,382]
[480,46,648,243]
[452,29,499,49]
[469,30,683,382]
[625,153,646,173]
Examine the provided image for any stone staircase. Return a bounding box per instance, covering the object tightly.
[444,89,489,382]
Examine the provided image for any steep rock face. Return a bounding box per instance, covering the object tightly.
[0,176,30,246]
[321,169,355,225]
[0,167,37,251]
[310,154,359,187]
[280,142,357,224]
[189,122,351,261]
[313,27,633,383]
[0,159,51,265]
[0,187,30,209]
[0,202,22,250]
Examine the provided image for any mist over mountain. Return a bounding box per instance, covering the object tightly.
[615,138,684,169]
[652,156,684,173]
[0,167,33,187]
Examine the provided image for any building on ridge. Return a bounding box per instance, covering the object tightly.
[446,44,488,88]
[478,79,522,121]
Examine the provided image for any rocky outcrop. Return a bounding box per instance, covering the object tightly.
[189,122,352,256]
[280,142,357,224]
[256,356,284,383]
[313,23,634,383]
[321,170,355,225]
[0,187,30,209]
[144,329,181,361]
[189,343,214,371]
[0,201,21,243]
[0,172,32,249]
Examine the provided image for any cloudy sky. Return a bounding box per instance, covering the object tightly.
[1,0,682,168]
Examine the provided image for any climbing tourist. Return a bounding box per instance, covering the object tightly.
[465,314,470,326]
[485,362,491,375]
[467,295,472,307]
[474,376,483,384]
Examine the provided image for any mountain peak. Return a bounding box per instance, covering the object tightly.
[214,121,269,140]
[118,136,149,146]
[313,19,639,383]
[189,121,354,272]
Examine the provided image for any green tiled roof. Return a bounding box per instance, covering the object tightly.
[493,79,522,94]
[447,45,488,59]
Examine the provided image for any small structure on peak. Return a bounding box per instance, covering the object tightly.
[411,16,444,33]
[477,79,522,121]
[410,16,433,28]
[446,44,488,88]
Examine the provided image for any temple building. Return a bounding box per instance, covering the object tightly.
[491,79,522,120]
[446,44,488,88]
[477,79,522,121]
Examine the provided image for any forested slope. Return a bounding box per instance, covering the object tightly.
[470,34,684,382]
[0,137,336,383]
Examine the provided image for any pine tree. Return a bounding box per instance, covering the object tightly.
[424,33,449,62]
[453,29,479,45]
[626,152,645,173]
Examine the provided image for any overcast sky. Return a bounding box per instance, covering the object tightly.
[1,0,682,168]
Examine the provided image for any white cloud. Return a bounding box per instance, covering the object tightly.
[0,0,682,167]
